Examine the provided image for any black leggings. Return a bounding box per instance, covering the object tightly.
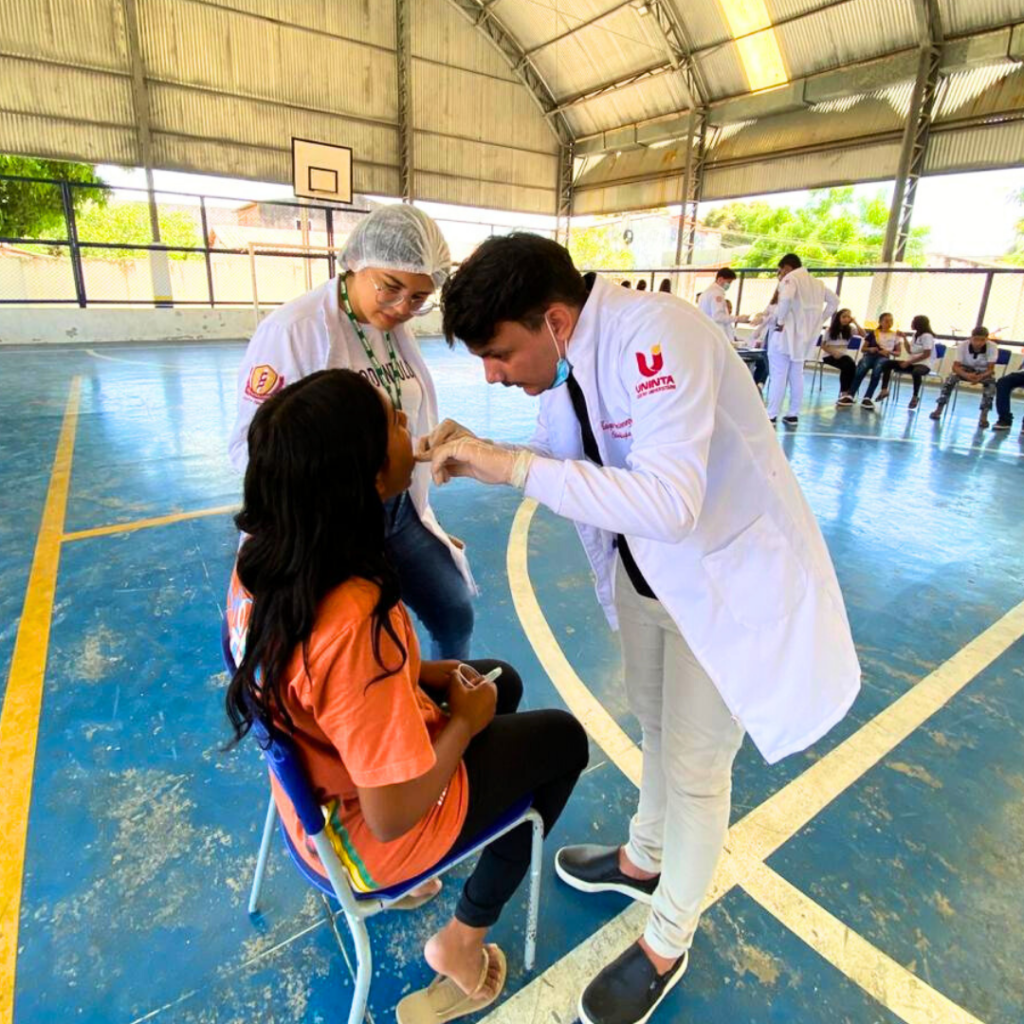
[881,361,930,397]
[823,353,856,394]
[445,660,589,929]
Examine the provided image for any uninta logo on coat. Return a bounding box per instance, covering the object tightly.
[636,344,664,378]
[634,343,676,398]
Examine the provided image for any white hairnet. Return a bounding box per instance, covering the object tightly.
[341,205,451,290]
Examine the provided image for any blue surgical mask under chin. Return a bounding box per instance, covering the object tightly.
[551,356,571,389]
[547,318,571,389]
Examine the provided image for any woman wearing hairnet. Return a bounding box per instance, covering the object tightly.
[229,204,476,659]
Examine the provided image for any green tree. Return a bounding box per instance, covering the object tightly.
[568,220,636,271]
[1001,187,1024,266]
[702,187,929,269]
[75,199,202,260]
[0,155,109,238]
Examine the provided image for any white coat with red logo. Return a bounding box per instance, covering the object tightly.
[228,276,474,591]
[522,274,860,764]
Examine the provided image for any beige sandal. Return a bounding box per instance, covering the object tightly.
[396,944,507,1023]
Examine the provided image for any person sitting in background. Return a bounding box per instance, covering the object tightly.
[852,312,903,409]
[877,314,935,410]
[992,354,1024,433]
[742,291,777,395]
[930,325,998,428]
[621,280,632,288]
[226,369,588,1023]
[698,268,749,342]
[658,278,673,294]
[822,309,862,407]
[636,280,648,291]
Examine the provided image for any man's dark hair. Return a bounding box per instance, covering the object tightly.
[715,268,737,282]
[441,233,589,348]
[778,253,802,270]
[972,324,989,337]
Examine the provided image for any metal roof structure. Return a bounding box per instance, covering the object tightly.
[1,0,1023,255]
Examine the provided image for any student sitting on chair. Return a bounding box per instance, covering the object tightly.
[852,312,903,409]
[224,369,588,1023]
[993,358,1024,433]
[876,314,935,410]
[822,308,862,407]
[929,325,998,428]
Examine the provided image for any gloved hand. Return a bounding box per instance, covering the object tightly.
[413,419,481,461]
[419,437,535,489]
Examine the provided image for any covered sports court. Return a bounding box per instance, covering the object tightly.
[2,2,1024,1023]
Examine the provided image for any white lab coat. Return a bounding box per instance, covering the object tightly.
[697,282,734,341]
[523,275,860,764]
[229,277,475,591]
[773,267,839,359]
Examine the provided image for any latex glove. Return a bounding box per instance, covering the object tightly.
[413,419,480,461]
[421,437,534,489]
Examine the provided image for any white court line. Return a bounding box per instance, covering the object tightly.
[794,430,1024,458]
[486,498,1019,1024]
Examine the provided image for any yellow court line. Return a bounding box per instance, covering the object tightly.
[62,504,238,543]
[0,377,81,1024]
[493,497,1008,1024]
[741,860,985,1024]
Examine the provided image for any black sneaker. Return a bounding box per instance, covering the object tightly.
[579,942,689,1024]
[861,397,875,410]
[782,415,798,426]
[993,419,1012,431]
[555,845,659,904]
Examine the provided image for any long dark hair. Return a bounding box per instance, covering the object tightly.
[828,309,853,341]
[911,314,932,337]
[225,369,406,746]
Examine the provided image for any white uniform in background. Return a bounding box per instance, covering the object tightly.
[229,276,474,591]
[766,268,839,419]
[697,282,735,342]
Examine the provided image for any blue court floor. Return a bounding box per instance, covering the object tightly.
[2,338,1023,1024]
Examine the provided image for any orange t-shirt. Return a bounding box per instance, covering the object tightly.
[226,570,469,890]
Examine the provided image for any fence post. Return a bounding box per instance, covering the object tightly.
[977,271,994,329]
[199,196,215,308]
[60,182,87,309]
[326,208,336,278]
[836,270,845,298]
[735,270,745,317]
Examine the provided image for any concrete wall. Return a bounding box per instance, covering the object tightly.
[0,308,257,346]
[0,306,446,346]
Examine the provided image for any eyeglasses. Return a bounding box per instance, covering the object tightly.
[371,275,437,316]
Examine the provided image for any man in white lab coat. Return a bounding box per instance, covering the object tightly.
[697,267,748,342]
[766,253,839,426]
[419,235,860,1024]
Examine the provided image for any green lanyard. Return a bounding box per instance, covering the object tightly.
[339,277,403,411]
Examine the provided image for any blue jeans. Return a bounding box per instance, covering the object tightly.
[852,352,887,398]
[384,493,475,661]
[996,370,1024,422]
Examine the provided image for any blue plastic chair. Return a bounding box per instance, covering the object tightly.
[221,622,545,1024]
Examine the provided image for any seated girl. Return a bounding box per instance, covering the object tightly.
[822,308,863,407]
[225,369,588,1022]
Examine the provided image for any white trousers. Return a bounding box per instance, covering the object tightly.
[616,560,745,959]
[766,338,805,419]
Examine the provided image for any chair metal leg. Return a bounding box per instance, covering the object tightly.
[346,912,373,1024]
[248,793,277,914]
[524,811,544,972]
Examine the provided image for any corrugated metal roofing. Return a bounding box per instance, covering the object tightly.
[2,0,1023,217]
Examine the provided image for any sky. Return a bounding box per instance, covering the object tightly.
[96,164,1024,262]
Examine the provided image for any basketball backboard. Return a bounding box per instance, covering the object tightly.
[292,137,353,203]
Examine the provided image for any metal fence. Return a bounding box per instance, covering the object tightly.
[0,173,557,312]
[0,173,373,309]
[598,266,1024,345]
